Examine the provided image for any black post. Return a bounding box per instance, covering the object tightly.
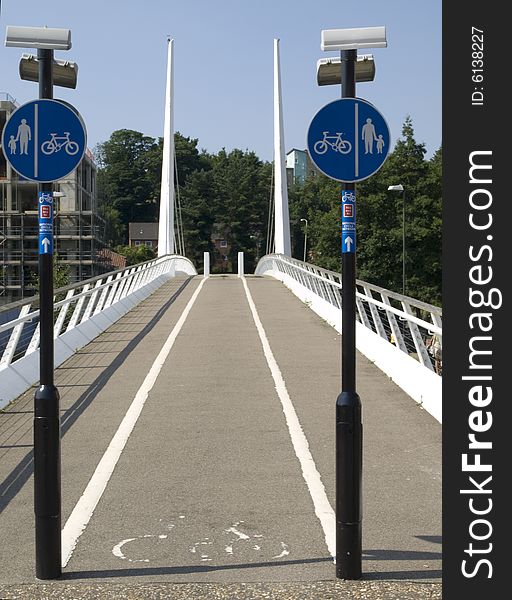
[34,48,62,580]
[336,48,363,580]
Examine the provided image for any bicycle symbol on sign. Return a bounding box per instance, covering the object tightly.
[313,131,352,155]
[41,132,80,156]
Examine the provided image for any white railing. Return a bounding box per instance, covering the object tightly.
[255,254,442,422]
[0,254,196,410]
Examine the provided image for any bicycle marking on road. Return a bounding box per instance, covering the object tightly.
[242,277,336,559]
[113,534,169,563]
[111,518,290,565]
[273,542,290,559]
[61,277,206,568]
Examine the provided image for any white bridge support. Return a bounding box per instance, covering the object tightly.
[0,255,196,410]
[158,38,176,256]
[256,254,442,423]
[273,39,291,256]
[238,252,244,278]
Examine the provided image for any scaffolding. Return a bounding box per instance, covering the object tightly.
[0,97,109,306]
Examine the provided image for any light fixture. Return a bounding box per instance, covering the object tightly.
[5,25,71,50]
[388,184,406,296]
[19,53,78,88]
[321,26,387,52]
[317,54,375,85]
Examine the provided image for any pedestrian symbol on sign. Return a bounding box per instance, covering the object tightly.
[7,119,32,155]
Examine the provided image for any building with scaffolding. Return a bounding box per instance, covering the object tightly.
[0,93,109,306]
[285,148,316,187]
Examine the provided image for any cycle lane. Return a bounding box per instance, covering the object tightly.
[0,276,201,583]
[244,275,442,581]
[61,276,334,583]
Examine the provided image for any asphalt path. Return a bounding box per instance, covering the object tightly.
[0,274,441,598]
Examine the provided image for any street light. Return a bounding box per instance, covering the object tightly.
[5,25,71,50]
[317,54,375,86]
[300,218,308,262]
[321,26,387,51]
[388,184,406,295]
[5,24,75,581]
[19,53,78,88]
[319,25,386,581]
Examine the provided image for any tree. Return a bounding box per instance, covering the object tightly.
[94,120,441,304]
[210,149,272,272]
[95,130,159,245]
[289,117,442,305]
[114,244,156,266]
[180,168,216,270]
[27,254,71,297]
[95,130,212,248]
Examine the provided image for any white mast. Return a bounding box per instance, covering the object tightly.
[273,38,291,256]
[158,38,176,256]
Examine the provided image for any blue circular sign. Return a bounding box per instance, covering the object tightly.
[1,98,87,183]
[307,97,390,182]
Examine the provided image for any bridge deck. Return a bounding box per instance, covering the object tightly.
[0,275,441,598]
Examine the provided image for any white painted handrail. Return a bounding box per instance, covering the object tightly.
[0,254,196,409]
[256,254,442,422]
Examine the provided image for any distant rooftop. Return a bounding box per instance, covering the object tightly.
[0,92,18,105]
[286,148,306,155]
[129,222,158,239]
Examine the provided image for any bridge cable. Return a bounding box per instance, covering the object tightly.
[173,142,185,256]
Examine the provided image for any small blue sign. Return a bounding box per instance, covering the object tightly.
[307,98,390,183]
[1,99,86,183]
[38,192,54,255]
[341,190,356,253]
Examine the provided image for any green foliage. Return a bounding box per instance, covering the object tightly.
[95,130,159,242]
[210,149,272,272]
[27,254,71,296]
[96,117,441,305]
[290,117,442,305]
[180,169,216,269]
[114,244,156,266]
[95,130,205,246]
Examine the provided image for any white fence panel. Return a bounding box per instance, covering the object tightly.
[255,254,442,423]
[0,255,197,410]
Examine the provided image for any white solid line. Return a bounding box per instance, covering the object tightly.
[241,277,336,558]
[354,102,359,178]
[61,277,206,567]
[34,103,38,178]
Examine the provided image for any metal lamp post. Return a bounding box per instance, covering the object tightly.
[300,218,308,262]
[388,184,406,295]
[318,25,387,580]
[5,25,75,580]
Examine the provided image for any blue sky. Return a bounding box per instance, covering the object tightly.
[0,1,441,161]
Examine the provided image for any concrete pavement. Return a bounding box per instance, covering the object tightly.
[0,275,441,599]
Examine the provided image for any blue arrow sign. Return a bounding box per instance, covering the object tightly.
[1,99,86,183]
[307,98,390,183]
[38,191,54,255]
[341,190,356,253]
